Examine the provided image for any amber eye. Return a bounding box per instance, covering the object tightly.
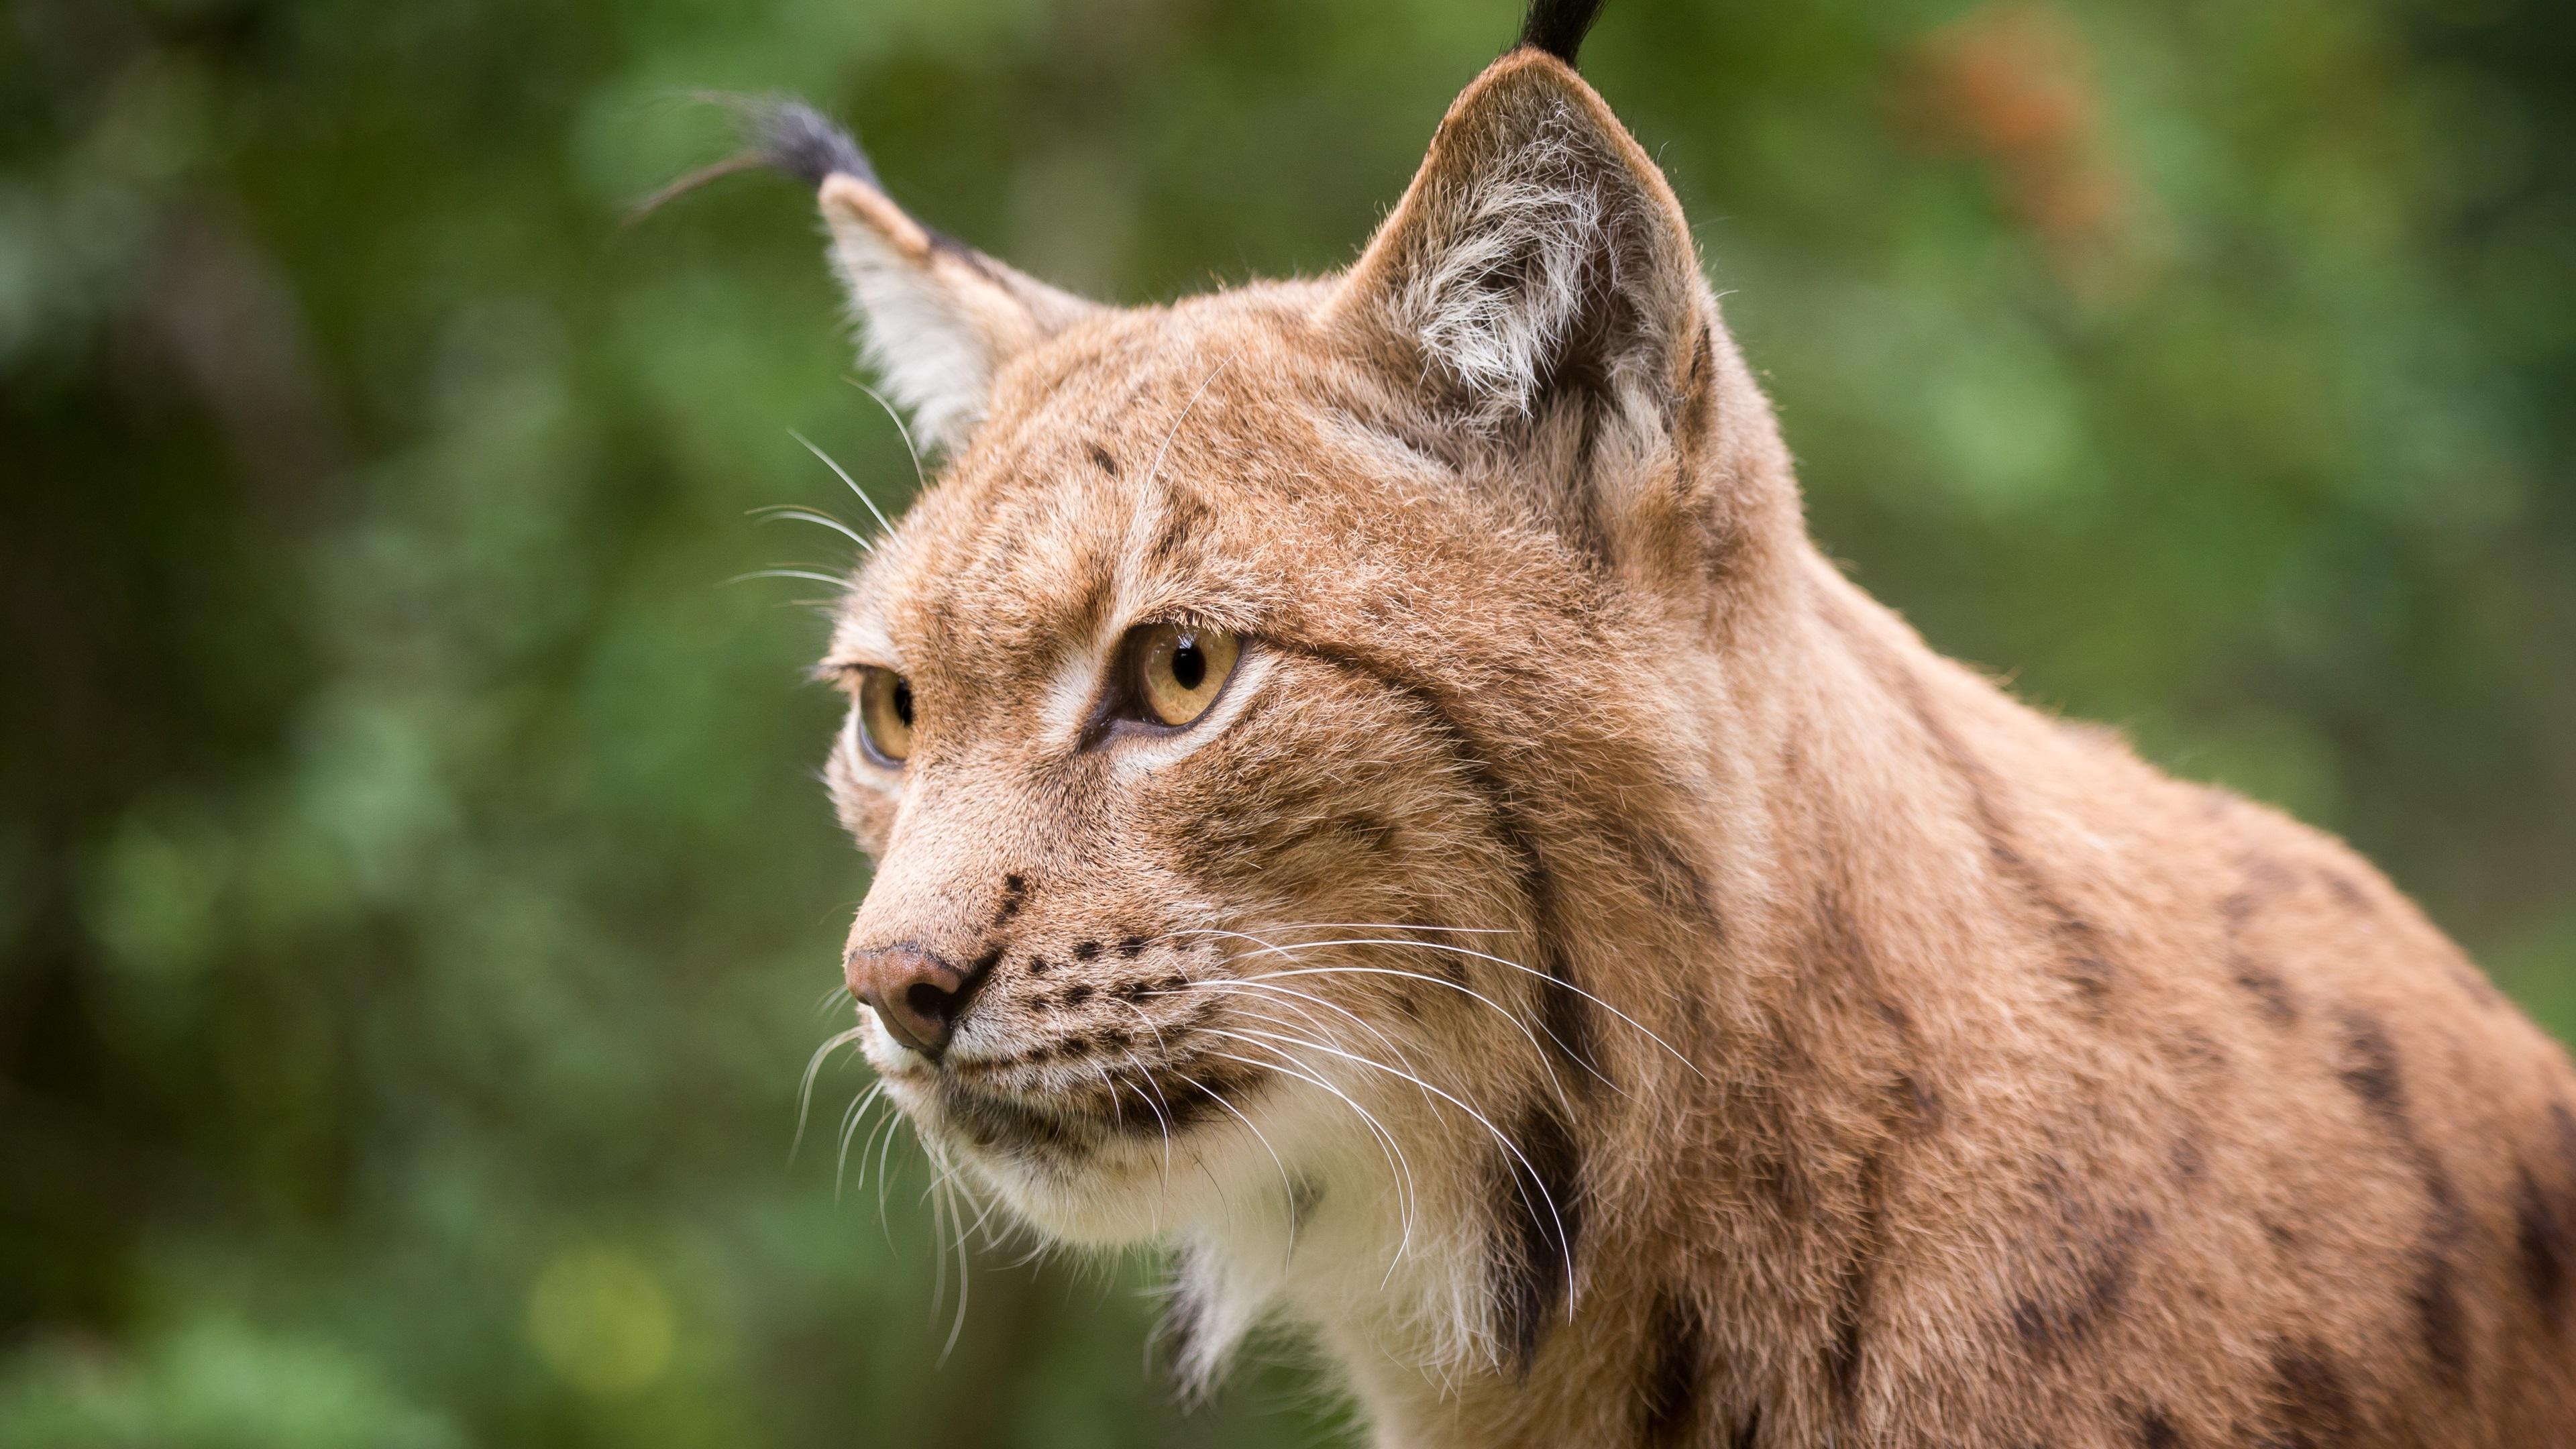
[1132,623,1241,727]
[855,667,914,765]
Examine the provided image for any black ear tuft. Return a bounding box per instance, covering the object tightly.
[747,100,879,189]
[1517,0,1607,66]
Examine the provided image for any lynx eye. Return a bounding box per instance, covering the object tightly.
[855,667,914,765]
[1131,623,1241,728]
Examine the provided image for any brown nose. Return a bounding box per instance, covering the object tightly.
[847,945,978,1059]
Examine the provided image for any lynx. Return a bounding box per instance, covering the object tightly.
[735,1,2576,1442]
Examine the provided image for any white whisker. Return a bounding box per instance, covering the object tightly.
[1234,935,1701,1077]
[1195,1040,1419,1267]
[843,377,926,493]
[795,1025,869,1161]
[725,566,850,588]
[1216,1023,1574,1309]
[1168,1066,1303,1267]
[749,503,873,550]
[791,428,897,535]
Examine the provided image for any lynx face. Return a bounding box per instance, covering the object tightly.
[788,37,1745,1269]
[819,299,1583,1244]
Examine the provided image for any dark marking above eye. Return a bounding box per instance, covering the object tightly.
[1086,441,1119,476]
[1145,488,1212,565]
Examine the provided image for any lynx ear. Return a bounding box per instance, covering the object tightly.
[757,105,1098,454]
[1329,50,1705,443]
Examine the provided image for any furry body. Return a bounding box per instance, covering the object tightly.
[756,8,2576,1444]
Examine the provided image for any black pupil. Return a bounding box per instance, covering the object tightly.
[891,679,913,727]
[1170,640,1205,692]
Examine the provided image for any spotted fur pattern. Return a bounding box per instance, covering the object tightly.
[767,22,2576,1449]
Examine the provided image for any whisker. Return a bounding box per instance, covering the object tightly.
[843,378,926,492]
[795,1025,869,1161]
[1216,1023,1574,1311]
[871,1106,906,1230]
[1195,935,1591,1100]
[835,1085,882,1201]
[1119,1049,1179,1193]
[1089,1061,1129,1132]
[1167,973,1423,1080]
[1167,1067,1303,1266]
[1195,1041,1419,1266]
[1140,357,1234,496]
[790,428,897,535]
[749,503,873,550]
[1174,922,1514,938]
[724,566,851,589]
[1235,935,1701,1077]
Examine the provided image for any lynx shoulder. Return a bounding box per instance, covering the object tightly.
[728,2,2576,1443]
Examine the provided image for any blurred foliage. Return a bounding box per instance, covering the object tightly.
[1,0,2570,1443]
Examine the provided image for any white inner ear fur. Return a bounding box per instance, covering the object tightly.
[819,176,1005,453]
[1398,104,1611,429]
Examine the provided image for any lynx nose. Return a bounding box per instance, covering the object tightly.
[847,945,975,1059]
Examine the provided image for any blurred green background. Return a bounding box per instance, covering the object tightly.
[3,0,2570,1443]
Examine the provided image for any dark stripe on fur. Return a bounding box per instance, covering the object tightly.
[1492,1098,1587,1374]
[1304,644,1609,1089]
[2332,1008,2476,1390]
[2222,859,2301,1026]
[1825,1148,1886,1409]
[2522,1164,2574,1330]
[2264,1342,2361,1448]
[1814,590,2118,1008]
[2133,1405,2184,1448]
[1638,1290,1705,1444]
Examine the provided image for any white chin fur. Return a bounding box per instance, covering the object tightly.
[953,1095,1302,1247]
[886,1065,1352,1251]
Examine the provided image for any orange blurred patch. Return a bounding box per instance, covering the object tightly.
[1901,4,2145,293]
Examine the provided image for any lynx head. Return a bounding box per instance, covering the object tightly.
[785,5,1792,1373]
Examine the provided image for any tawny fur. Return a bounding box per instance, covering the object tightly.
[783,45,2576,1449]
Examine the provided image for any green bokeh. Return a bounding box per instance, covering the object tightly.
[3,0,2570,1443]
